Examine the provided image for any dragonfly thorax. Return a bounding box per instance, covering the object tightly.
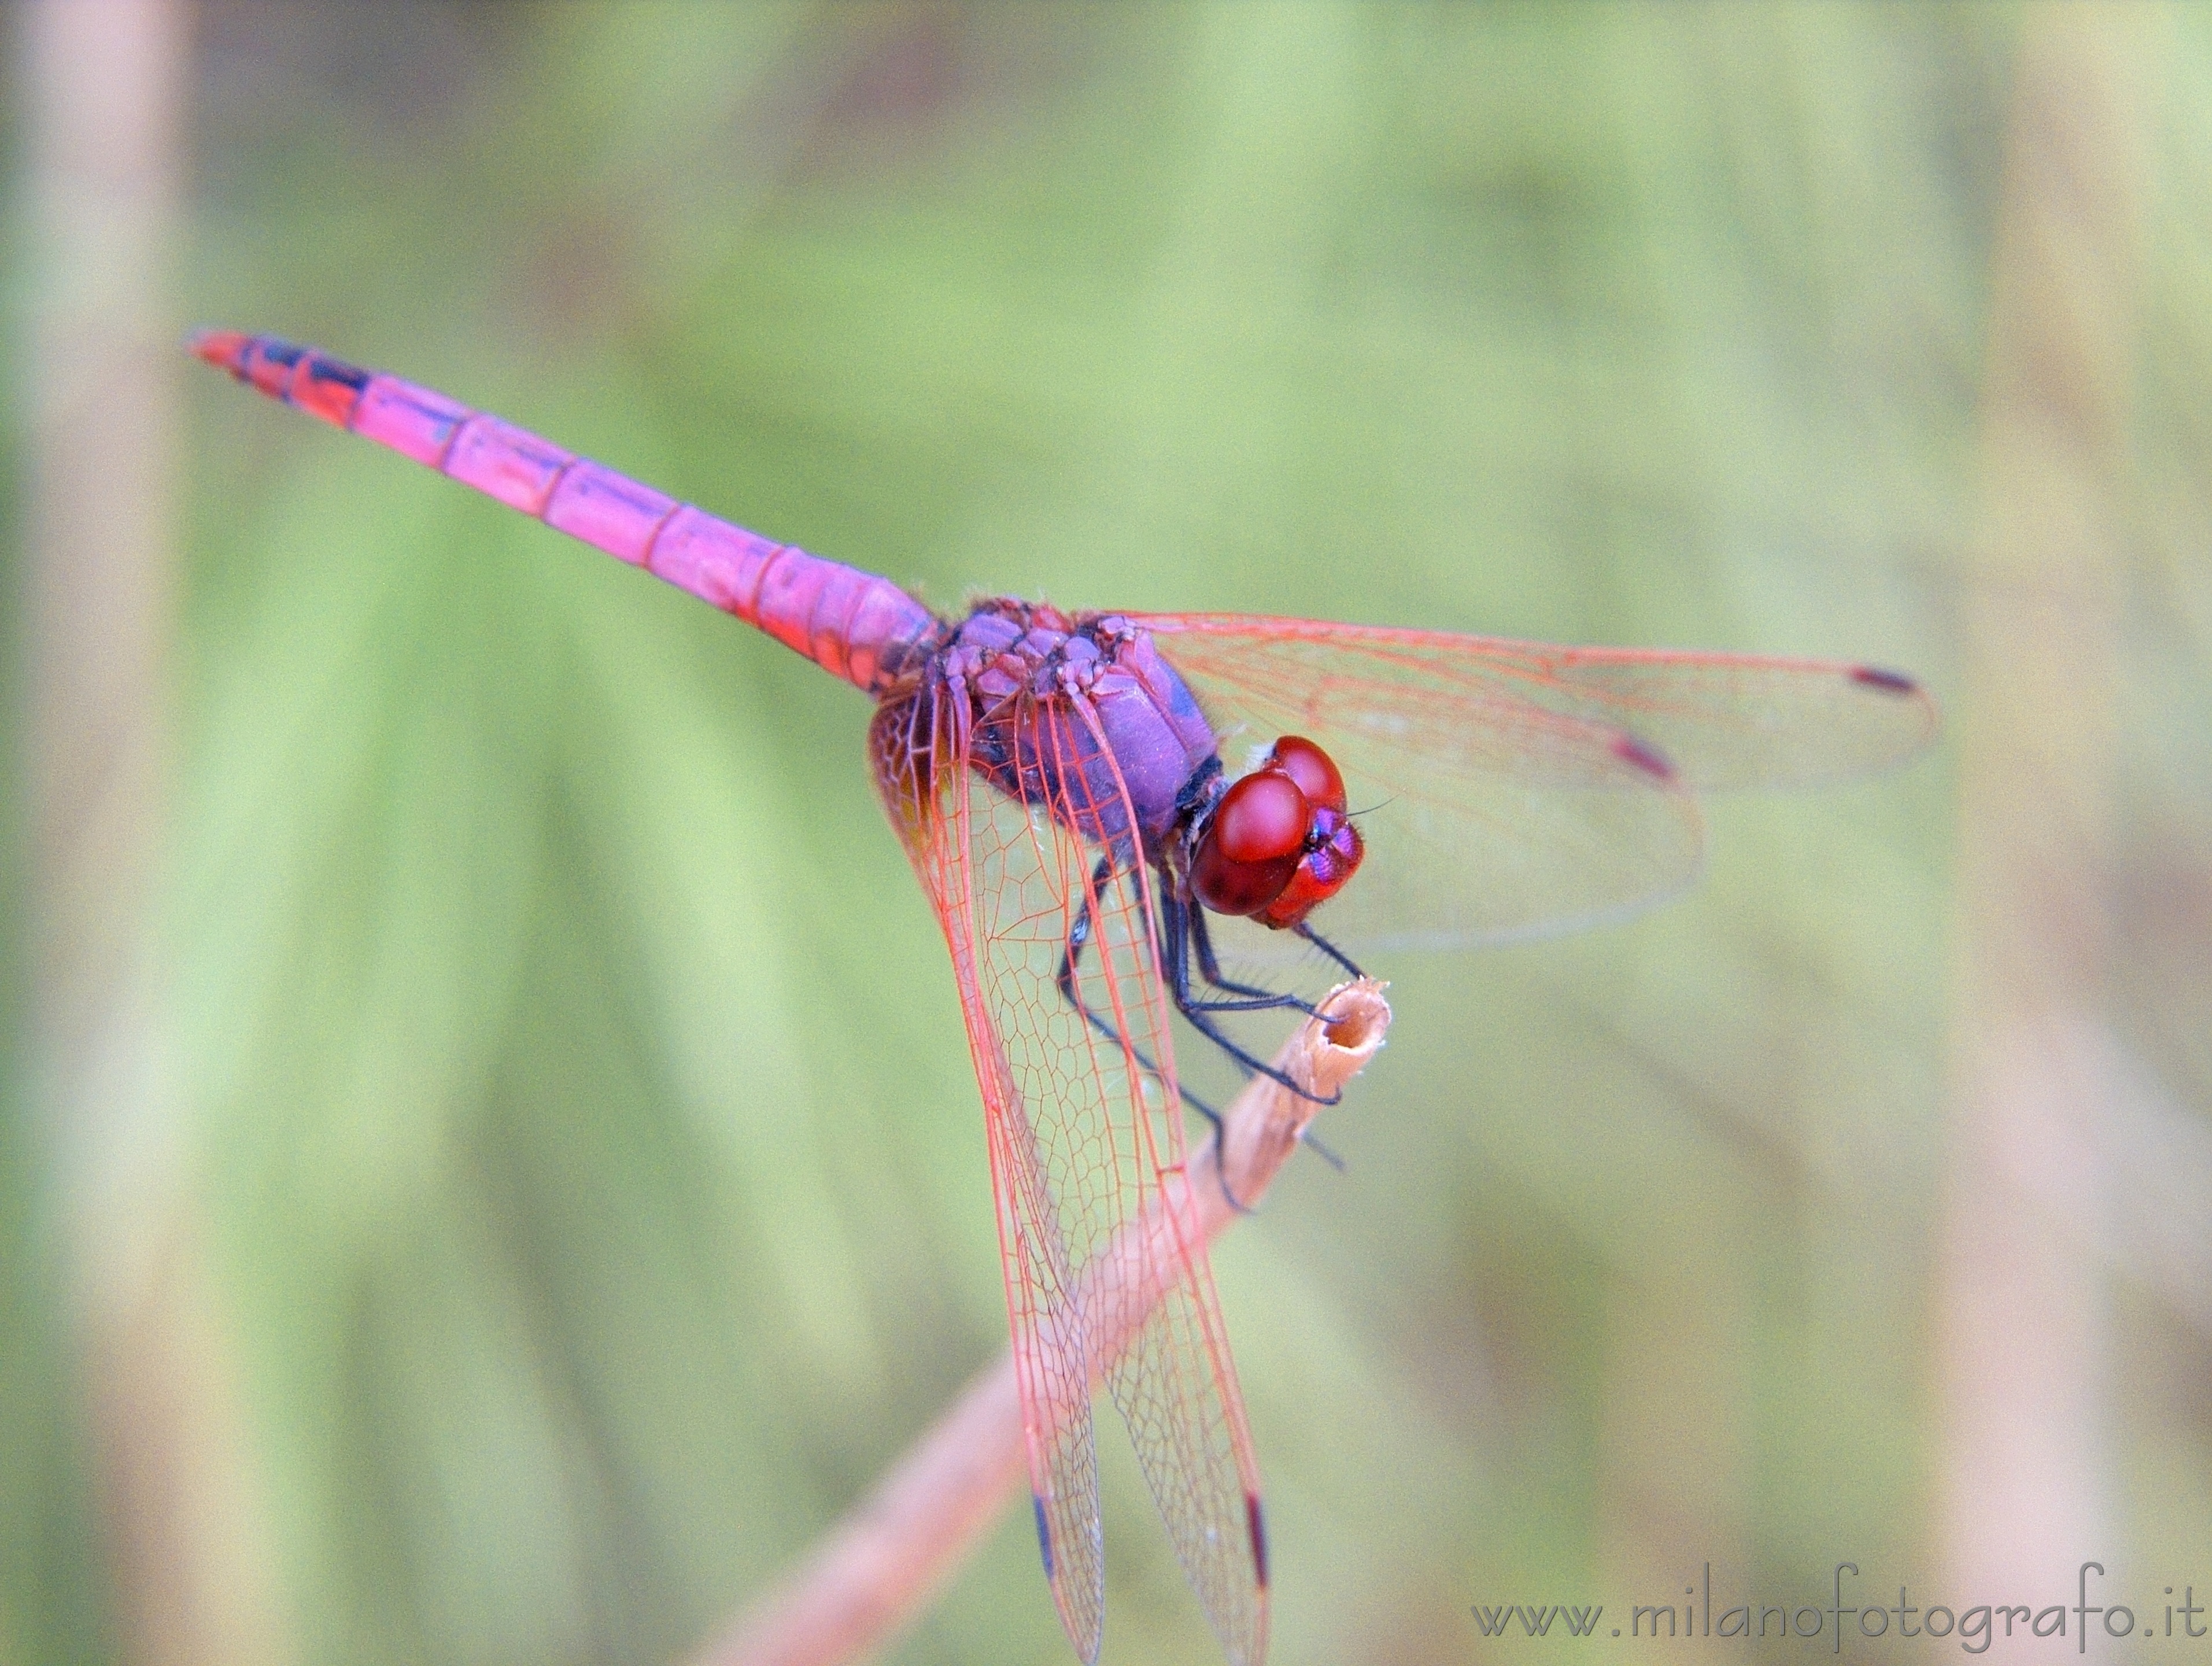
[941,603,1221,861]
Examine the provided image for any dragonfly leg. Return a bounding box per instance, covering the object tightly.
[1188,908,1351,1171]
[1054,856,1231,1133]
[1161,896,1352,1198]
[1175,1091,1253,1215]
[1048,861,1323,1216]
[1146,891,1264,1216]
[1159,891,1341,1112]
[1293,920,1365,981]
[1180,905,1323,1016]
[1300,1129,1348,1172]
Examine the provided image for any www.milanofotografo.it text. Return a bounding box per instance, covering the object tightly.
[1471,1563,2204,1652]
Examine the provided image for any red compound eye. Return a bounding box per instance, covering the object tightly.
[1191,769,1309,916]
[1253,809,1364,929]
[1213,771,1308,863]
[1265,735,1346,813]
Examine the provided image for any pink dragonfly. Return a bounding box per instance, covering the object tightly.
[192,330,1936,1666]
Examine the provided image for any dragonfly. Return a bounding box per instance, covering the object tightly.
[191,330,1936,1666]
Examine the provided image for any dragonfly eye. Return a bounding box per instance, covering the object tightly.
[1253,806,1365,930]
[1190,769,1309,915]
[1264,735,1347,813]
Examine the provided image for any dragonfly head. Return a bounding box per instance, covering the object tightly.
[1188,735,1364,928]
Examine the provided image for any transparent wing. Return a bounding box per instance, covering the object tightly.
[869,683,1269,1666]
[1138,613,1937,952]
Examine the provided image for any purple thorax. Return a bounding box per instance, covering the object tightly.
[936,602,1220,862]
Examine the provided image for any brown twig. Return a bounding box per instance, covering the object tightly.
[691,979,1393,1666]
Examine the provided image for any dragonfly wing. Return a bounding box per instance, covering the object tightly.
[1006,794,1269,1666]
[1138,614,1936,950]
[870,690,1105,1660]
[870,683,1269,1666]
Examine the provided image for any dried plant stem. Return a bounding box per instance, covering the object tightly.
[26,7,297,1666]
[1939,1,2158,1612]
[693,979,1393,1666]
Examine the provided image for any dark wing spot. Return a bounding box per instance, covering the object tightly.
[1850,664,1919,695]
[1032,1494,1055,1581]
[1247,1492,1269,1589]
[1611,732,1676,782]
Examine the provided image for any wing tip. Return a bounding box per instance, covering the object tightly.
[1848,662,1943,761]
[1036,1488,1106,1664]
[1609,731,1677,782]
[1849,663,1919,695]
[1032,1493,1056,1582]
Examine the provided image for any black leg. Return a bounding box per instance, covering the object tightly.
[1054,856,1231,1132]
[1150,889,1262,1215]
[1195,911,1365,1149]
[1051,856,1113,1016]
[1181,905,1323,1016]
[1294,920,1365,980]
[1301,1130,1348,1172]
[1158,891,1340,1111]
[1048,861,1338,1217]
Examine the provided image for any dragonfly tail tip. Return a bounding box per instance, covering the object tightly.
[186,327,250,373]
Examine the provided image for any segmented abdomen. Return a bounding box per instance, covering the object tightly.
[191,331,940,695]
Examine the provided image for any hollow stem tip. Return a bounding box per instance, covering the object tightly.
[1205,977,1389,1234]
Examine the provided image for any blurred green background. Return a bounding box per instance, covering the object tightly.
[9,4,2212,1664]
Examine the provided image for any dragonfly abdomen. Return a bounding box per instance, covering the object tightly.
[189,330,939,695]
